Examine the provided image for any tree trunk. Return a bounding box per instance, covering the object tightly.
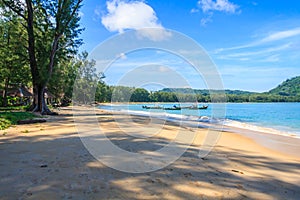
[2,77,10,107]
[2,26,11,107]
[23,0,54,115]
[4,0,82,114]
[28,84,56,115]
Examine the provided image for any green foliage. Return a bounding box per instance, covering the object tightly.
[130,88,150,102]
[149,91,178,102]
[32,0,84,86]
[269,76,300,96]
[73,52,105,104]
[160,78,300,102]
[161,88,254,95]
[0,105,29,111]
[95,81,112,102]
[93,76,300,103]
[0,111,38,130]
[0,5,31,106]
[110,86,134,102]
[2,0,83,113]
[48,55,78,99]
[0,118,11,130]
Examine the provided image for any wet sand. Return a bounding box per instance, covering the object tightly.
[0,106,299,199]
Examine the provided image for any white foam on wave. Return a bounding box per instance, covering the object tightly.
[100,106,300,139]
[126,109,208,122]
[107,108,219,129]
[223,119,300,139]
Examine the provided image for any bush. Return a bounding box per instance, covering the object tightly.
[0,105,30,111]
[0,118,11,130]
[0,112,39,130]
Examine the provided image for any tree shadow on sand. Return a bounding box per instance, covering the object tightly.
[0,112,300,199]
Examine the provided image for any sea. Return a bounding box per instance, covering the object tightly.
[99,102,300,138]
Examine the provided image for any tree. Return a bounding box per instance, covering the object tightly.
[110,86,134,102]
[3,0,83,114]
[95,82,111,103]
[0,4,31,106]
[73,52,105,104]
[130,88,150,102]
[47,55,78,103]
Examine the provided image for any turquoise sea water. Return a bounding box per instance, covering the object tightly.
[100,103,300,137]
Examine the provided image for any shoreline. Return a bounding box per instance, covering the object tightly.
[98,101,300,138]
[98,103,300,158]
[1,106,300,199]
[221,125,300,159]
[98,102,300,104]
[99,108,300,159]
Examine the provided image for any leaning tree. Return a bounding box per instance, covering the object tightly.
[3,0,83,114]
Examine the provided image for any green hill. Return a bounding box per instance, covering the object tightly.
[159,76,300,102]
[160,88,254,95]
[268,76,300,96]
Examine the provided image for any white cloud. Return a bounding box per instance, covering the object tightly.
[101,0,170,41]
[200,12,213,26]
[252,2,258,6]
[78,11,84,17]
[196,0,240,26]
[158,66,169,72]
[135,27,171,41]
[262,54,280,62]
[212,27,300,66]
[102,0,159,32]
[198,0,240,14]
[190,8,199,13]
[216,27,300,52]
[219,43,291,58]
[260,28,300,43]
[117,52,127,59]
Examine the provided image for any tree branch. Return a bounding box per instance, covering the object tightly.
[46,0,83,83]
[65,0,83,29]
[2,0,27,20]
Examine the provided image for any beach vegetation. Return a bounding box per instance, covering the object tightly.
[0,105,30,111]
[0,1,299,110]
[0,5,31,107]
[1,0,83,114]
[0,111,38,130]
[269,76,300,97]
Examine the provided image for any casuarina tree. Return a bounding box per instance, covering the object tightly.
[3,0,83,114]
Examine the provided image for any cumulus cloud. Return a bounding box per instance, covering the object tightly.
[100,0,170,41]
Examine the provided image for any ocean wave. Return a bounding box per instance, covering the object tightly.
[100,106,300,139]
[223,119,300,138]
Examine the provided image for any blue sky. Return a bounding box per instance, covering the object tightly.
[79,0,300,92]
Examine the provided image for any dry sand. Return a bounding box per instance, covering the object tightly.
[0,106,300,200]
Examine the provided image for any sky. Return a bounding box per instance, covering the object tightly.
[79,0,300,92]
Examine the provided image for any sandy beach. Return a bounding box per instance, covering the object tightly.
[1,106,300,200]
